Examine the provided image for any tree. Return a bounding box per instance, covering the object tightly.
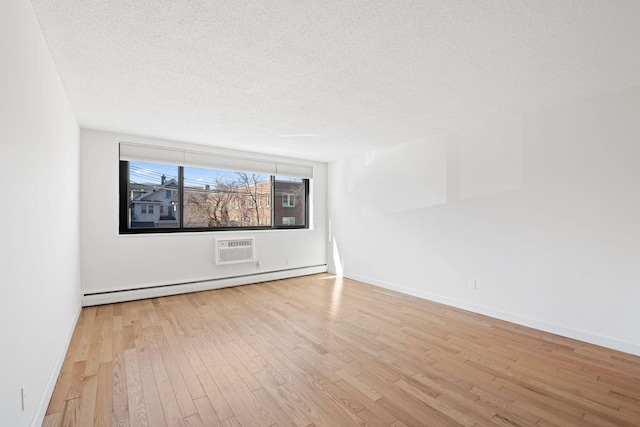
[235,172,268,226]
[184,176,237,227]
[183,173,271,227]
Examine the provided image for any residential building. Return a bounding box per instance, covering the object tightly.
[130,176,179,228]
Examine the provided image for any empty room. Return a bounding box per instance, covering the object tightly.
[2,0,640,426]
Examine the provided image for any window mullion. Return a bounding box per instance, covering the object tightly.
[270,175,275,229]
[179,166,184,229]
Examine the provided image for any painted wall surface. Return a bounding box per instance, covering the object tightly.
[80,129,327,294]
[328,86,640,356]
[0,1,81,425]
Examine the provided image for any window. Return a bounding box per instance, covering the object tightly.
[120,152,310,233]
[274,177,306,227]
[282,217,296,225]
[282,194,296,207]
[123,161,180,229]
[183,166,273,228]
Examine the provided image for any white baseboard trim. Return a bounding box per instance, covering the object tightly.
[31,303,82,427]
[344,272,640,357]
[83,265,328,306]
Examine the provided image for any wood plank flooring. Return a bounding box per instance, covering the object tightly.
[43,274,640,426]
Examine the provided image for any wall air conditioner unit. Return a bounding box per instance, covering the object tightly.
[215,237,255,265]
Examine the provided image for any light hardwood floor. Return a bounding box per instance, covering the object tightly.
[43,274,640,426]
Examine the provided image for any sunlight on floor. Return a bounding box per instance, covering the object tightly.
[330,276,343,319]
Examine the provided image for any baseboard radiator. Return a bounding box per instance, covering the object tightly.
[82,264,327,306]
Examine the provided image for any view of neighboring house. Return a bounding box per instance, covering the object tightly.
[130,175,179,228]
[183,180,272,228]
[183,178,306,228]
[274,179,305,226]
[128,174,305,229]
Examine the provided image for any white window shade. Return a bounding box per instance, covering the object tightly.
[120,142,313,178]
[119,143,184,165]
[276,162,313,179]
[183,151,276,175]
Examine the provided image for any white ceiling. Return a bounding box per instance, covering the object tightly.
[31,0,640,162]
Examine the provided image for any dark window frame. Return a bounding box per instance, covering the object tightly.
[119,161,309,234]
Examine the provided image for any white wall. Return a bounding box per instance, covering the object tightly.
[328,86,640,356]
[80,129,327,300]
[0,1,81,426]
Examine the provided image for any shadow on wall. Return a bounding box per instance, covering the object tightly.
[357,112,524,216]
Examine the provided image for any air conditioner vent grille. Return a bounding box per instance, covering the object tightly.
[215,238,255,265]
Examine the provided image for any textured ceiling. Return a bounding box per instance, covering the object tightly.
[31,0,640,162]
